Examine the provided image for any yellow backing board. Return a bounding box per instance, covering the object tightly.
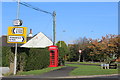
[7,26,27,44]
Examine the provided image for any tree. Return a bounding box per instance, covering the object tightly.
[73,37,89,62]
[56,41,69,61]
[68,44,79,62]
[67,34,119,63]
[67,37,90,62]
[107,35,119,59]
[88,34,119,63]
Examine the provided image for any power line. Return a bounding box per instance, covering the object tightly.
[19,2,53,15]
[13,0,52,15]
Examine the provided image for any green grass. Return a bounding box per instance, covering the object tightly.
[17,66,64,76]
[66,61,101,65]
[66,64,118,76]
[3,72,13,76]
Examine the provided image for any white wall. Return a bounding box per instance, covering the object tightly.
[0,67,10,76]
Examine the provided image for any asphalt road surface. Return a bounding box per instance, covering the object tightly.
[1,77,119,80]
[1,66,119,80]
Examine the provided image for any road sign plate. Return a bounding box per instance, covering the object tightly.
[8,27,27,35]
[12,28,23,34]
[13,19,22,26]
[8,36,24,42]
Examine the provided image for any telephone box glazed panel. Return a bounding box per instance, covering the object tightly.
[48,45,58,67]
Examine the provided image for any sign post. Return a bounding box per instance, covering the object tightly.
[10,0,21,75]
[14,43,17,75]
[78,50,82,62]
[7,26,27,75]
[8,0,25,75]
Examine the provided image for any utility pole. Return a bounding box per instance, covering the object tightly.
[53,11,56,45]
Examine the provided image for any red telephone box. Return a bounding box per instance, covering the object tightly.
[48,45,58,67]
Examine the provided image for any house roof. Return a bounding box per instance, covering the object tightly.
[21,32,53,48]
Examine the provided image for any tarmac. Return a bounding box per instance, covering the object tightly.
[1,64,119,80]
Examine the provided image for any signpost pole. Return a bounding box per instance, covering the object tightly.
[13,43,17,75]
[13,0,20,75]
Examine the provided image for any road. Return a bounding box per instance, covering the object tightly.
[1,76,119,80]
[1,66,119,80]
[1,64,119,80]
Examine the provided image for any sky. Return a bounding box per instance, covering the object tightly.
[2,2,118,44]
[1,0,119,2]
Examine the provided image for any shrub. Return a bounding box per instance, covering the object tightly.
[2,47,12,67]
[24,48,49,71]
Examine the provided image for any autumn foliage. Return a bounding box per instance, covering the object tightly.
[68,34,119,63]
[87,34,119,63]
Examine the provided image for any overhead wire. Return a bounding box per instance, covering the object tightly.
[13,0,53,15]
[19,2,53,15]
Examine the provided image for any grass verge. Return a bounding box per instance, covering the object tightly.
[66,64,118,76]
[3,72,13,76]
[17,66,64,76]
[66,61,101,65]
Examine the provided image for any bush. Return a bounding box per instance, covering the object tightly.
[2,47,12,67]
[24,48,49,71]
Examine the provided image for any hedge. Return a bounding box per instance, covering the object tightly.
[2,47,50,72]
[2,47,12,67]
[24,48,49,71]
